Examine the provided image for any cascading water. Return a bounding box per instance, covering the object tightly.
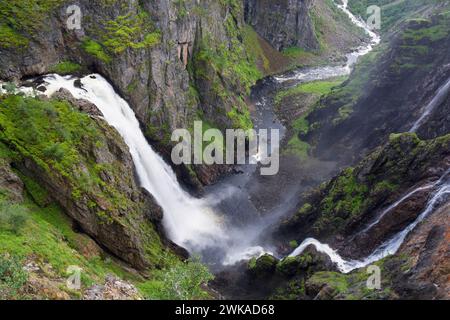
[40,74,227,251]
[410,77,450,132]
[289,170,450,273]
[274,0,380,83]
[358,183,434,234]
[4,0,389,271]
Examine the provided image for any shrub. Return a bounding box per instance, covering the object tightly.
[82,39,111,63]
[138,257,213,300]
[49,61,82,75]
[0,202,29,234]
[0,254,27,299]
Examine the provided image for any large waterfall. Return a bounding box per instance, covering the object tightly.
[41,74,227,251]
[11,0,442,276]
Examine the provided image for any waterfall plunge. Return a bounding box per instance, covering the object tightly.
[41,74,227,251]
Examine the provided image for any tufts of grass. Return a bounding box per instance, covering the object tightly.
[49,61,82,75]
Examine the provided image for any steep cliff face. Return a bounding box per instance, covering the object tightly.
[242,133,450,300]
[0,91,174,270]
[244,0,366,57]
[276,133,450,249]
[303,11,450,165]
[244,0,318,51]
[0,0,260,186]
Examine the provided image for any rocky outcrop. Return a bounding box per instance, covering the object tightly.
[0,0,261,186]
[304,13,450,166]
[275,133,450,255]
[244,0,366,55]
[391,202,450,299]
[244,0,319,51]
[0,159,24,203]
[83,275,143,300]
[0,91,176,270]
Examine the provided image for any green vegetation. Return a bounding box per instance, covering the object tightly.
[275,254,313,278]
[347,0,443,34]
[0,254,28,299]
[272,279,306,300]
[284,136,311,161]
[195,37,261,97]
[0,94,99,189]
[0,198,132,289]
[0,93,213,299]
[0,24,28,49]
[50,61,82,75]
[82,39,112,63]
[227,106,253,131]
[138,256,214,300]
[314,167,369,234]
[0,0,64,49]
[279,77,347,161]
[0,202,29,234]
[309,271,350,293]
[310,48,380,127]
[282,47,317,60]
[0,177,214,299]
[388,16,450,74]
[306,255,404,300]
[192,3,260,131]
[275,77,346,106]
[101,12,160,54]
[248,254,278,276]
[242,25,270,73]
[0,94,170,263]
[272,254,405,300]
[289,240,299,249]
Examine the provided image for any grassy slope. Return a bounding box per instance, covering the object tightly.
[348,0,442,34]
[277,77,348,160]
[0,94,213,300]
[242,0,368,77]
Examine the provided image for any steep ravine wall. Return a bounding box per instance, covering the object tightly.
[0,0,260,186]
[244,0,319,51]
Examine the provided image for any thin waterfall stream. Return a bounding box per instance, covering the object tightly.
[410,77,450,132]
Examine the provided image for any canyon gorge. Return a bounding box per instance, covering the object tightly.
[0,0,449,300]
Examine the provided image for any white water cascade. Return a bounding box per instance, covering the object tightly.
[289,171,450,273]
[40,74,227,250]
[274,0,380,83]
[4,0,439,274]
[358,183,434,234]
[410,77,450,132]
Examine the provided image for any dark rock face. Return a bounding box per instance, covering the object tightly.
[6,92,172,270]
[0,0,258,186]
[51,88,103,117]
[275,133,450,254]
[380,203,450,300]
[0,159,24,203]
[305,15,450,166]
[244,0,319,51]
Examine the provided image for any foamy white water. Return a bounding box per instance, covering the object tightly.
[223,246,273,266]
[274,0,380,83]
[290,172,450,273]
[410,77,450,132]
[40,74,227,250]
[359,183,434,234]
